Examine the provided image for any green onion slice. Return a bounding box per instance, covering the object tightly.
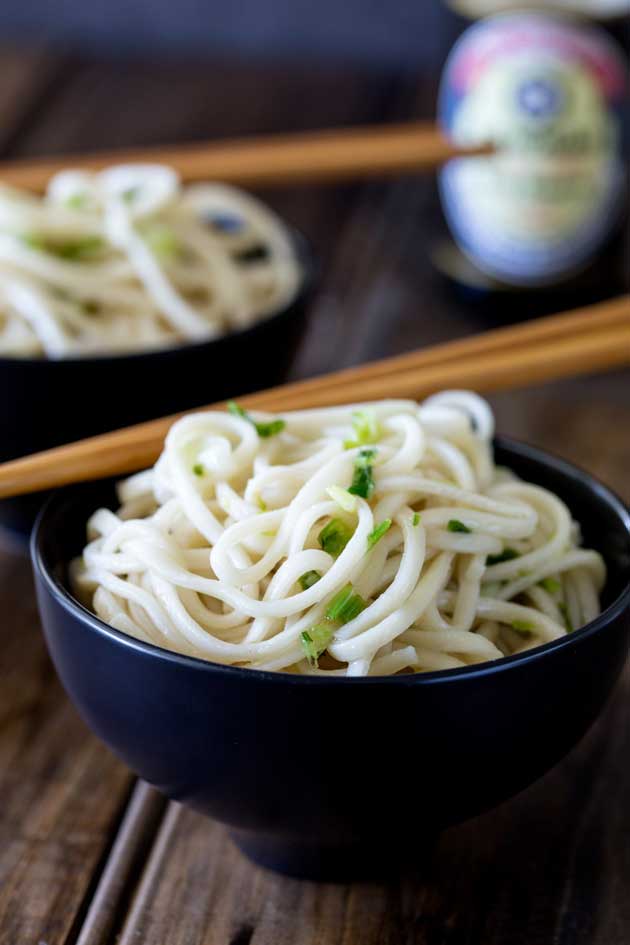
[511,620,534,634]
[325,584,366,624]
[298,570,321,591]
[344,409,381,449]
[143,223,179,259]
[300,583,366,667]
[487,548,519,566]
[122,186,140,204]
[348,448,377,499]
[227,400,285,438]
[367,519,392,549]
[318,518,353,557]
[447,519,472,534]
[540,577,561,594]
[65,193,87,209]
[300,625,334,668]
[22,233,104,260]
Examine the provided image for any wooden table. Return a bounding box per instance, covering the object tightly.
[0,49,629,945]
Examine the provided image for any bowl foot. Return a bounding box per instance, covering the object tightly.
[230,830,438,882]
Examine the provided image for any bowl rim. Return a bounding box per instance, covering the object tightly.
[0,227,314,367]
[31,434,630,687]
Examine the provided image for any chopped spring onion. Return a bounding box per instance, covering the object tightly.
[143,224,179,259]
[192,463,204,476]
[326,485,357,513]
[412,512,421,527]
[22,233,104,260]
[447,519,472,534]
[256,495,267,512]
[65,193,87,209]
[62,236,105,259]
[256,419,286,437]
[511,620,534,634]
[325,584,366,623]
[367,519,392,549]
[22,234,45,252]
[348,448,377,500]
[318,518,353,557]
[300,584,365,667]
[487,547,519,566]
[344,409,381,449]
[227,400,286,438]
[540,577,561,594]
[300,625,334,668]
[299,570,322,591]
[122,186,140,204]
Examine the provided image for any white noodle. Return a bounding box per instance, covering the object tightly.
[72,392,605,676]
[0,165,300,357]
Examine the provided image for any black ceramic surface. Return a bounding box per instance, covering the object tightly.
[31,438,630,881]
[0,233,313,537]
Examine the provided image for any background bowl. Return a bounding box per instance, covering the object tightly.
[31,437,630,881]
[0,231,313,538]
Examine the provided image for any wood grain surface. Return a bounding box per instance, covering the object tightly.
[0,45,628,945]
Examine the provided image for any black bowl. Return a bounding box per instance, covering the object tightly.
[0,232,313,538]
[31,437,630,881]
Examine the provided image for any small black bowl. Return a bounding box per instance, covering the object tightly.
[0,232,314,538]
[31,437,630,881]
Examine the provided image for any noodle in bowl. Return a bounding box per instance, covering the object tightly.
[0,164,301,357]
[72,391,605,677]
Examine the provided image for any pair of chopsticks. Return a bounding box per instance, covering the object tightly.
[0,121,492,192]
[0,293,628,500]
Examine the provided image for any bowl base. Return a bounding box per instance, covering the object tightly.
[230,829,438,882]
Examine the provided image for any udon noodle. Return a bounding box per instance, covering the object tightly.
[0,164,300,357]
[72,392,605,676]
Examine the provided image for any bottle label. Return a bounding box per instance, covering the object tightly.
[439,14,627,286]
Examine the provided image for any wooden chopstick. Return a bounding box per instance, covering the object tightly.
[0,294,627,500]
[254,294,630,409]
[0,121,492,193]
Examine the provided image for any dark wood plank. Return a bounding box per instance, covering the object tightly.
[0,547,135,945]
[75,783,167,945]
